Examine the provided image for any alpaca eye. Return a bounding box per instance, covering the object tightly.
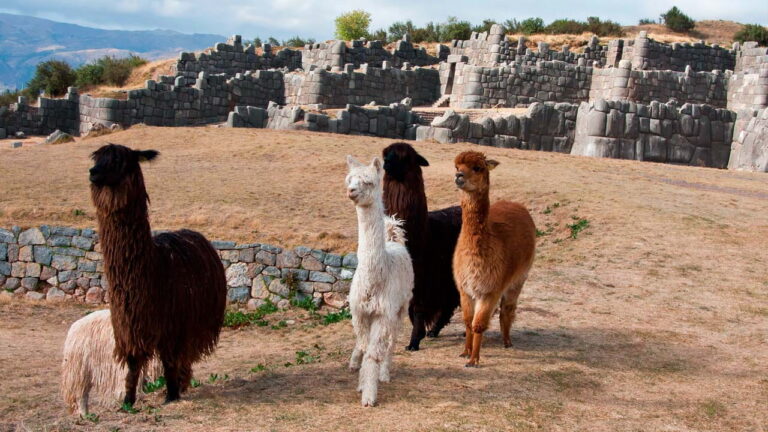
[473,166,482,173]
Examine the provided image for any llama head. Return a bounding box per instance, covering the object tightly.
[454,151,499,193]
[382,142,429,182]
[345,155,383,207]
[89,143,159,210]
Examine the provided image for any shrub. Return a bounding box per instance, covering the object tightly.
[0,89,22,106]
[546,19,585,34]
[75,63,104,87]
[368,28,387,42]
[638,18,656,25]
[661,6,695,33]
[585,17,624,37]
[472,19,497,34]
[518,17,545,35]
[94,55,147,87]
[335,10,371,40]
[734,24,768,46]
[412,22,441,43]
[283,36,315,47]
[25,60,76,97]
[267,37,280,47]
[388,20,415,42]
[252,37,262,48]
[441,16,472,41]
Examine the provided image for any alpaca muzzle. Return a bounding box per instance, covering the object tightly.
[454,173,466,188]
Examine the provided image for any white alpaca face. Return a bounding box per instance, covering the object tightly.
[345,155,383,207]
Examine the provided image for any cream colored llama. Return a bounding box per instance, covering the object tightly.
[61,309,162,416]
[345,155,414,407]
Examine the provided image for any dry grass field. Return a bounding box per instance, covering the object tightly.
[0,127,767,431]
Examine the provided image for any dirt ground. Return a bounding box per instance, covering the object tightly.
[0,127,767,431]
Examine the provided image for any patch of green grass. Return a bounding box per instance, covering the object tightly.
[542,206,552,214]
[190,378,202,388]
[701,399,725,418]
[208,373,229,383]
[72,208,86,217]
[536,226,554,237]
[141,376,166,393]
[567,218,590,239]
[250,364,267,373]
[290,294,317,311]
[295,350,319,365]
[120,403,138,414]
[270,320,287,330]
[321,308,351,325]
[223,300,278,328]
[82,413,99,423]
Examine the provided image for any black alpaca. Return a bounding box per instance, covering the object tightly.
[382,142,462,351]
[89,144,227,406]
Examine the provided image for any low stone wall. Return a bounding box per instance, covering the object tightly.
[227,100,421,139]
[728,107,768,172]
[174,35,302,80]
[0,226,357,309]
[284,64,440,107]
[0,89,80,137]
[414,102,577,152]
[571,99,735,168]
[447,61,594,108]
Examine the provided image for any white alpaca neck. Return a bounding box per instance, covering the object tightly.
[355,199,387,271]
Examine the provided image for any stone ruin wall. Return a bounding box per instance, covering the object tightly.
[571,99,734,168]
[301,38,442,71]
[415,102,578,153]
[0,225,357,309]
[728,107,768,172]
[0,88,80,138]
[173,35,302,84]
[284,64,440,107]
[628,33,736,72]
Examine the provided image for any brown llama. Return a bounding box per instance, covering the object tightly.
[382,142,461,351]
[452,151,536,367]
[89,143,227,406]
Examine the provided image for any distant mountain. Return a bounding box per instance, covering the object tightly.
[0,13,225,90]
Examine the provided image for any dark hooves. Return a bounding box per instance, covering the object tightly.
[405,345,420,351]
[464,363,479,368]
[426,330,439,338]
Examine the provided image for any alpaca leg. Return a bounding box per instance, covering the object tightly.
[466,294,501,368]
[360,320,389,407]
[427,305,453,338]
[123,355,144,407]
[380,306,405,382]
[77,391,89,417]
[500,282,524,348]
[406,302,426,351]
[459,291,475,358]
[349,314,369,372]
[162,357,181,403]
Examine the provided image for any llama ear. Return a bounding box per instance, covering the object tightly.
[371,157,383,173]
[415,152,430,167]
[346,155,362,168]
[486,159,500,170]
[136,150,159,162]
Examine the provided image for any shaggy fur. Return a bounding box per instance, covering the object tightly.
[452,151,536,367]
[382,142,462,351]
[89,143,227,406]
[61,310,162,416]
[345,155,414,407]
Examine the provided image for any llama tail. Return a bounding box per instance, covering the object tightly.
[384,215,407,245]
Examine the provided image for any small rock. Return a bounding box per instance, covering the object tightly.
[46,287,66,301]
[85,286,103,304]
[277,299,290,309]
[10,142,22,149]
[247,298,266,310]
[26,291,45,301]
[44,129,75,145]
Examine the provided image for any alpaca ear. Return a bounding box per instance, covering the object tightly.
[486,159,500,171]
[136,150,159,162]
[346,155,362,168]
[371,157,383,173]
[416,152,430,167]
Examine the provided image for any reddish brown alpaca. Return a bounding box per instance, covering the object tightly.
[452,151,536,367]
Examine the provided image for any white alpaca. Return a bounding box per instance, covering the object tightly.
[61,309,162,416]
[345,155,414,407]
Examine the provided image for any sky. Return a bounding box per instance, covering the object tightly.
[1,0,767,40]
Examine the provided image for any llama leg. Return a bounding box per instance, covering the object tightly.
[466,294,501,368]
[427,304,454,338]
[162,357,182,403]
[78,391,89,417]
[349,314,369,372]
[380,306,405,382]
[500,282,524,348]
[360,320,389,407]
[459,291,475,358]
[123,355,144,407]
[406,302,426,351]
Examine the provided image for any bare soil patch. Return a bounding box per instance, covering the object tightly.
[0,127,767,431]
